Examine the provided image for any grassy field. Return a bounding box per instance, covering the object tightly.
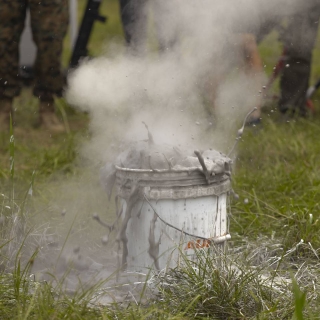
[1,0,320,318]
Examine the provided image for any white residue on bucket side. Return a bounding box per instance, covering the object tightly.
[148,211,162,271]
[97,129,232,272]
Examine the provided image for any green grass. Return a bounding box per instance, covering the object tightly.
[231,115,320,248]
[1,1,320,319]
[3,112,320,319]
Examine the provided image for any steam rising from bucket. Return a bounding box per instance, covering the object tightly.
[67,0,310,162]
[11,0,314,300]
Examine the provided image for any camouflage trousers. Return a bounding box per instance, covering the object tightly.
[0,0,68,101]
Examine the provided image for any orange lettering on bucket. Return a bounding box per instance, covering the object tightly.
[184,239,211,250]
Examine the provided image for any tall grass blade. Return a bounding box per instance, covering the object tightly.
[9,115,14,208]
[292,279,306,320]
[55,98,71,134]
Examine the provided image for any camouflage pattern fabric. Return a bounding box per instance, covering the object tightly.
[0,0,68,101]
[279,1,320,115]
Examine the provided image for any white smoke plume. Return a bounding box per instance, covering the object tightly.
[16,0,314,296]
[66,0,306,161]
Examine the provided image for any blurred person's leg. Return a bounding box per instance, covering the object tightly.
[152,0,178,52]
[279,3,320,116]
[204,33,264,125]
[0,0,26,130]
[119,0,148,54]
[29,0,68,132]
[241,33,264,123]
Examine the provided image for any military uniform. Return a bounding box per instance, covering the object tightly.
[279,1,320,115]
[0,0,68,101]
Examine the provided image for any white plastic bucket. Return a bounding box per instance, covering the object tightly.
[115,166,231,273]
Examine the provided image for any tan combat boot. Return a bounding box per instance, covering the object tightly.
[0,98,13,132]
[36,100,65,133]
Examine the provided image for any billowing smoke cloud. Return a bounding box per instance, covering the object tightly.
[13,0,314,296]
[67,0,308,161]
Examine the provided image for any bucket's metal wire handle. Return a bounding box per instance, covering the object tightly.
[227,107,257,157]
[93,213,113,231]
[143,193,231,244]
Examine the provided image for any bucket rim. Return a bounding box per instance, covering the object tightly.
[115,165,203,174]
